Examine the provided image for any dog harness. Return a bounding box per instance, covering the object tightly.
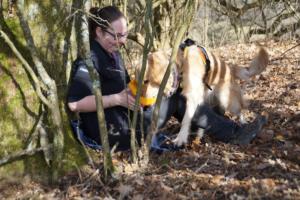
[183,46,207,65]
[181,38,212,90]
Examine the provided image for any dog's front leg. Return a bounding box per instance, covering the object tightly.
[173,99,200,146]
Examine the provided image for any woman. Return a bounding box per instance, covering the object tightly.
[67,6,266,151]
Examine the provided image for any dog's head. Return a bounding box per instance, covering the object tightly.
[143,50,171,96]
[131,50,181,106]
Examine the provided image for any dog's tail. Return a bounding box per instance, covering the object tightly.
[233,47,269,80]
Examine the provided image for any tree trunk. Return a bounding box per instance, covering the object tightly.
[74,0,115,180]
[130,0,154,163]
[15,0,65,184]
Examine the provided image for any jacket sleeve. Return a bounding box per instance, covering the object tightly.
[67,59,93,102]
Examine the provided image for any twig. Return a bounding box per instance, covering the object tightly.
[271,42,300,62]
[195,159,209,173]
[0,29,50,107]
[26,107,44,151]
[72,162,84,183]
[0,145,52,167]
[282,112,300,126]
[83,169,112,198]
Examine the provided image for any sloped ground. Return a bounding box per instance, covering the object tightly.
[0,40,299,199]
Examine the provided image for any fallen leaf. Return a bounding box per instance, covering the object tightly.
[118,184,133,199]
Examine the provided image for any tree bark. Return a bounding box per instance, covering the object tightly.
[0,146,52,167]
[130,0,154,163]
[74,0,115,180]
[15,0,64,184]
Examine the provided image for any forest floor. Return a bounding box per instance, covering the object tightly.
[0,40,299,199]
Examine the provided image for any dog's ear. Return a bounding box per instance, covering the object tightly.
[146,51,169,84]
[133,55,147,81]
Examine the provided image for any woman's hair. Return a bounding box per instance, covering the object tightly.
[89,6,125,40]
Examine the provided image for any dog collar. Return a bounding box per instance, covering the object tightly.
[128,80,157,107]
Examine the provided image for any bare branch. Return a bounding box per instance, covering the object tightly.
[74,0,115,179]
[127,32,145,47]
[271,42,300,62]
[0,146,52,167]
[0,29,50,107]
[217,0,271,16]
[15,1,53,88]
[25,116,42,153]
[285,1,300,21]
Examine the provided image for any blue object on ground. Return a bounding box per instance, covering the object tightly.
[70,120,102,150]
[150,132,182,154]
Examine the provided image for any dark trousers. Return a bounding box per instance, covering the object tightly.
[147,90,239,143]
[85,90,240,150]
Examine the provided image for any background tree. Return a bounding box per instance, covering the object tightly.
[0,0,68,183]
[203,0,300,44]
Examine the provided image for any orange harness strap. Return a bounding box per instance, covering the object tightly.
[128,80,157,107]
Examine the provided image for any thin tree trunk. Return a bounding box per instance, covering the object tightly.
[15,0,65,184]
[130,0,154,163]
[74,0,114,180]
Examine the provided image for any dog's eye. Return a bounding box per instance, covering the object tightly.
[143,80,149,84]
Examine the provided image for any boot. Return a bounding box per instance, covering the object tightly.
[190,104,267,144]
[230,115,267,145]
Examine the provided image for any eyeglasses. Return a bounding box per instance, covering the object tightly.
[103,29,128,40]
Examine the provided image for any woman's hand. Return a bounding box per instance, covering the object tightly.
[115,88,136,110]
[68,102,78,112]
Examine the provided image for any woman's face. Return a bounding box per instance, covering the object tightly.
[95,17,128,53]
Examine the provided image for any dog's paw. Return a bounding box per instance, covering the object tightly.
[196,129,204,139]
[173,134,188,147]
